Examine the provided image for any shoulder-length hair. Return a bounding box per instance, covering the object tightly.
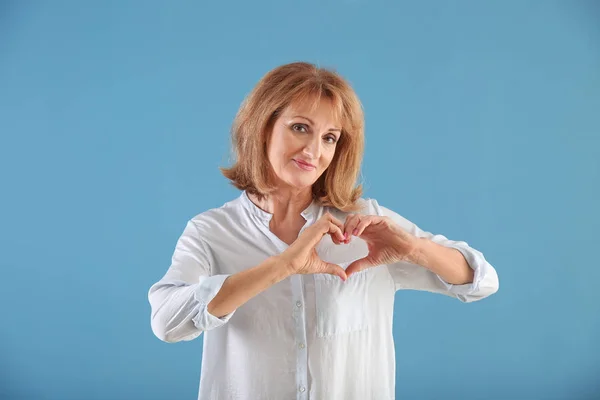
[220,62,365,212]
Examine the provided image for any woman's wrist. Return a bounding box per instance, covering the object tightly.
[274,254,298,278]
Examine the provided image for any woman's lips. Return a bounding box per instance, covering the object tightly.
[293,159,316,171]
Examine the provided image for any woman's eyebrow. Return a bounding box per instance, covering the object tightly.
[292,115,341,132]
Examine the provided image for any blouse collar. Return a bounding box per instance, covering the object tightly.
[240,190,321,223]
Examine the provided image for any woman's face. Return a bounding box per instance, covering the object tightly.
[267,97,341,191]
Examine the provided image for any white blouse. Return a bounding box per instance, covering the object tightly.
[148,191,499,400]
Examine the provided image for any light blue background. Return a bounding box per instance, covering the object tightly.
[1,1,598,399]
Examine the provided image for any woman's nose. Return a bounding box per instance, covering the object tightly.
[302,136,321,159]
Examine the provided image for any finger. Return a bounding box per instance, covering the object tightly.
[327,221,346,244]
[324,262,347,281]
[345,258,372,278]
[300,213,345,249]
[355,216,378,237]
[298,223,330,250]
[318,213,345,243]
[344,214,361,242]
[323,212,345,231]
[330,234,343,245]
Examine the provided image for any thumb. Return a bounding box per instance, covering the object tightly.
[345,257,371,278]
[323,262,348,282]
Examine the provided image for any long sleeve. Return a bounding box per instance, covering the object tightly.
[371,200,499,303]
[148,220,235,343]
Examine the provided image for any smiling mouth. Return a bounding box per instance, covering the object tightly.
[293,159,316,171]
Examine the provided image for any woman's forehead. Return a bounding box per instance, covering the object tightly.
[283,97,343,126]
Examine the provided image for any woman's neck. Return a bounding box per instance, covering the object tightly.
[248,189,313,220]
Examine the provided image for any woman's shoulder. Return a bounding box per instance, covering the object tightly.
[187,195,246,231]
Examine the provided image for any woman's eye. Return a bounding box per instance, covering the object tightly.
[324,135,337,144]
[292,124,308,133]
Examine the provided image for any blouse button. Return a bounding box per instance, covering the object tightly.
[296,301,302,308]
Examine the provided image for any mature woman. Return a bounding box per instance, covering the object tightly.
[148,62,499,400]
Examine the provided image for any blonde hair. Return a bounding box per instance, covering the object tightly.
[220,61,365,212]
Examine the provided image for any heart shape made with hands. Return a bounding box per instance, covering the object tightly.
[338,213,418,278]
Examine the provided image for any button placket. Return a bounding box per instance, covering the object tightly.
[291,275,308,400]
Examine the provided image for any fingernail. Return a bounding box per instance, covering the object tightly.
[344,232,349,240]
[352,229,358,236]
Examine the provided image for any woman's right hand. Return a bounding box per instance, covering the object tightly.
[280,212,348,281]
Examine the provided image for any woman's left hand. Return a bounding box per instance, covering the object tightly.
[342,214,420,278]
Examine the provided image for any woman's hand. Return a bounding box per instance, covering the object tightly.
[280,213,348,281]
[343,214,419,278]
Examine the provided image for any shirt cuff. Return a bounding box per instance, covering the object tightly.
[192,274,235,330]
[435,244,485,301]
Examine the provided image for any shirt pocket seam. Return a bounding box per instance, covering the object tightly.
[314,265,372,338]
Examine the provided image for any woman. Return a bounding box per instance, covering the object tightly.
[148,62,499,400]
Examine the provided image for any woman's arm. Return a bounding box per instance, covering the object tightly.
[408,237,475,285]
[148,220,291,343]
[371,200,499,303]
[149,213,347,343]
[206,256,291,318]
